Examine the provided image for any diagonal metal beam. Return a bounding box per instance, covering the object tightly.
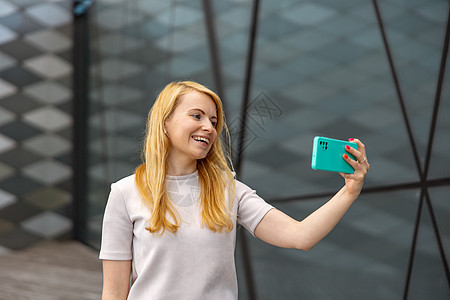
[371,3,426,298]
[372,0,424,179]
[423,6,450,180]
[202,0,228,115]
[421,6,450,289]
[372,1,450,297]
[234,0,261,299]
[235,0,260,175]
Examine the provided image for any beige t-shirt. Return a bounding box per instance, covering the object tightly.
[99,171,273,300]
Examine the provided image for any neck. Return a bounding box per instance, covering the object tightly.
[166,154,197,176]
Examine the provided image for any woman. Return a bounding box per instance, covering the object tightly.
[100,81,370,299]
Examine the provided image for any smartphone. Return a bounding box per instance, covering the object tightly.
[311,136,358,174]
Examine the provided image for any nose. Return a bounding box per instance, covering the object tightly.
[202,119,214,132]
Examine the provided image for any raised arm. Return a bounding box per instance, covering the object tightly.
[102,260,131,300]
[255,138,369,251]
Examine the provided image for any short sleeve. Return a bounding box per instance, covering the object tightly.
[99,183,133,260]
[235,180,274,236]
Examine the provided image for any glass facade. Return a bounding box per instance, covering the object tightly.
[247,190,419,299]
[0,0,73,251]
[79,0,449,299]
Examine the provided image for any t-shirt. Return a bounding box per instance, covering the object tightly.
[99,170,273,300]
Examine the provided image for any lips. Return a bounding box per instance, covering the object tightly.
[192,135,210,146]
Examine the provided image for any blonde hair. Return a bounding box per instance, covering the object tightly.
[135,81,235,234]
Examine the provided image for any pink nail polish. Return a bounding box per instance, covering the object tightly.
[348,138,354,141]
[345,145,350,150]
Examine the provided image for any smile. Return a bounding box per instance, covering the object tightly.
[192,135,210,145]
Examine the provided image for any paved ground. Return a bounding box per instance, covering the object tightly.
[0,241,102,300]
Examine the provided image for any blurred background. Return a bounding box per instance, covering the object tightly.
[0,0,449,299]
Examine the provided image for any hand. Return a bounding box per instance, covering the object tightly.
[340,138,370,196]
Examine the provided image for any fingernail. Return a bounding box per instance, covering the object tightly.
[345,145,350,150]
[348,138,354,141]
[343,154,348,159]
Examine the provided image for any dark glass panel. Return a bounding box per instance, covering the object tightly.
[248,190,419,299]
[378,0,449,169]
[428,187,450,267]
[407,194,449,300]
[428,51,450,180]
[242,0,419,200]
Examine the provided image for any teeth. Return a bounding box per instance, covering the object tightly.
[193,136,209,145]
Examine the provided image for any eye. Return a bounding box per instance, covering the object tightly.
[211,120,217,128]
[192,114,201,120]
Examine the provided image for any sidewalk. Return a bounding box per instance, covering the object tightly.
[0,241,102,300]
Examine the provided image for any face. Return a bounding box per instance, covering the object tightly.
[164,91,218,168]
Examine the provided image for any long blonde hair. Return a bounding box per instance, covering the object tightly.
[135,81,235,234]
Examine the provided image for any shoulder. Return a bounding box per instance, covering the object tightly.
[228,172,249,192]
[107,174,142,213]
[233,178,256,198]
[234,179,247,190]
[111,174,138,195]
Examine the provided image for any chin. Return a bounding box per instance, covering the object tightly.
[194,151,210,160]
[196,154,208,160]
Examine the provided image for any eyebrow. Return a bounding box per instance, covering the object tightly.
[188,108,217,119]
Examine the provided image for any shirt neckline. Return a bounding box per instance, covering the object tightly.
[166,170,198,181]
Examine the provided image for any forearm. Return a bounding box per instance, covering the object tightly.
[296,185,359,250]
[255,138,369,251]
[102,291,129,300]
[102,260,131,300]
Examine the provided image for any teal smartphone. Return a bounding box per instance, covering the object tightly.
[311,136,358,174]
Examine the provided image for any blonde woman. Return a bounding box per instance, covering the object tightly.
[100,81,370,299]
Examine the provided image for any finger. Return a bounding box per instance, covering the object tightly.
[348,138,367,157]
[344,144,364,163]
[343,153,358,170]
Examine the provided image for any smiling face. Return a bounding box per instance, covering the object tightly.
[164,91,218,173]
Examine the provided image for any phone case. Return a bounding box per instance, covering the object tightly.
[311,136,358,174]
